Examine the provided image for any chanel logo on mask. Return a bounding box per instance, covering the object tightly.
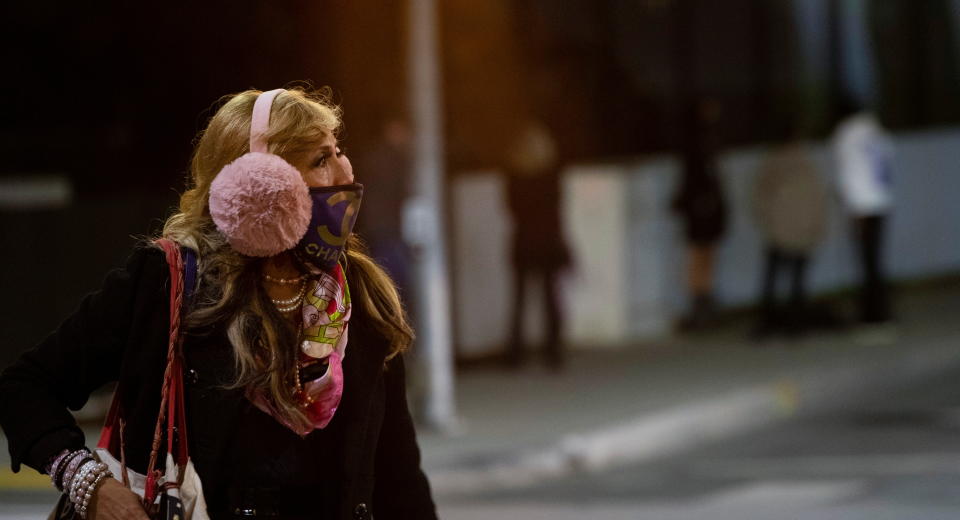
[297,184,364,271]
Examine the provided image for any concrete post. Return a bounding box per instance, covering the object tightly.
[407,0,458,432]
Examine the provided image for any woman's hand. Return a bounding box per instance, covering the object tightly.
[87,478,150,520]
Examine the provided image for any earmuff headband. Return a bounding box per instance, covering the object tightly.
[209,87,311,257]
[250,89,286,153]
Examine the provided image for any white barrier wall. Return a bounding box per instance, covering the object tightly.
[711,128,960,305]
[562,167,633,345]
[450,174,513,356]
[452,128,960,357]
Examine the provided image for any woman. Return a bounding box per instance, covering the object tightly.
[671,97,728,331]
[0,87,437,519]
[502,118,571,370]
[751,131,829,339]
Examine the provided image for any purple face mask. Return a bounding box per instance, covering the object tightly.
[296,183,364,271]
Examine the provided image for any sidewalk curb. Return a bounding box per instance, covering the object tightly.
[428,336,960,496]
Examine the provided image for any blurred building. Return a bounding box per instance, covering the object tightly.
[442,0,960,170]
[1,0,959,366]
[443,0,960,358]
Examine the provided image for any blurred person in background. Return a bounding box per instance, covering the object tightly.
[672,97,728,331]
[503,118,572,371]
[355,117,414,300]
[831,95,896,337]
[0,87,436,520]
[751,125,829,340]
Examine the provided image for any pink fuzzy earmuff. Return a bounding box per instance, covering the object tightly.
[209,89,312,257]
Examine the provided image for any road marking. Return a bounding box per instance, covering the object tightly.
[438,479,867,520]
[692,453,960,478]
[0,505,54,520]
[0,469,49,490]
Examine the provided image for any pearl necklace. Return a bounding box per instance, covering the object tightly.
[271,281,307,313]
[264,273,309,285]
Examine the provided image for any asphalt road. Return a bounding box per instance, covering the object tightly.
[437,362,960,520]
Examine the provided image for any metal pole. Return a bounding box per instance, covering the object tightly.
[407,0,458,432]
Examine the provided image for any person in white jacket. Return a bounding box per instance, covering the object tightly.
[831,99,895,326]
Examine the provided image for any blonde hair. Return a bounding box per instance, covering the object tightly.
[162,87,413,431]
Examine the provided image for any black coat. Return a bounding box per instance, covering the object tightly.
[504,169,571,270]
[0,246,437,520]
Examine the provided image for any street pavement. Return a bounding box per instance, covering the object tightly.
[436,359,960,519]
[420,282,960,500]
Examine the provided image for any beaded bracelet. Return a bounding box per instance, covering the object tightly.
[70,461,108,506]
[45,449,71,476]
[49,449,73,490]
[62,455,94,494]
[69,460,99,506]
[55,450,90,492]
[78,465,111,519]
[53,453,73,491]
[76,470,112,519]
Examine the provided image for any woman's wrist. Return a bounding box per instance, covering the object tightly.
[68,459,112,519]
[76,469,112,518]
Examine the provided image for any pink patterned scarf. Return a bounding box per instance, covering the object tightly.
[249,263,351,436]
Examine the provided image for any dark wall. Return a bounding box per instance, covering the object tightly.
[868,0,960,128]
[441,0,960,170]
[0,0,409,190]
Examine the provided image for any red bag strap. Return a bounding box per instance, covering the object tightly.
[166,348,189,466]
[143,238,187,506]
